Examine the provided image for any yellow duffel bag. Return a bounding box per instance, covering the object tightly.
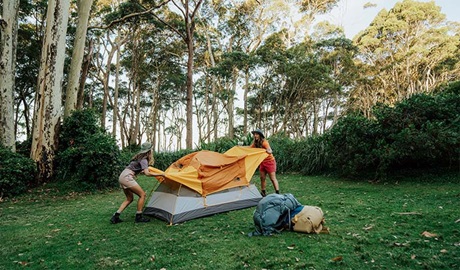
[291,206,325,234]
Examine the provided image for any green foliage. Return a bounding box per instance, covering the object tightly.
[59,109,105,150]
[326,90,460,178]
[15,138,32,158]
[326,113,380,177]
[290,136,330,175]
[55,110,123,190]
[438,80,460,95]
[153,149,194,171]
[0,145,36,197]
[373,92,460,172]
[198,137,239,152]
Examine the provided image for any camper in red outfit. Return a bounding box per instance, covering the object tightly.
[250,129,280,196]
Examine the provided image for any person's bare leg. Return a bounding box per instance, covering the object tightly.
[128,184,147,212]
[260,171,267,196]
[111,188,134,224]
[268,171,279,192]
[129,185,150,222]
[117,188,134,213]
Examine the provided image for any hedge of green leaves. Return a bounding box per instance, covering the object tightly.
[55,109,124,190]
[326,85,459,178]
[0,144,36,197]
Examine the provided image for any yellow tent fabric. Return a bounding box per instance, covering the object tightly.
[149,146,268,196]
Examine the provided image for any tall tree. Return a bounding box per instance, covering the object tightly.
[312,22,358,130]
[174,0,203,149]
[0,0,20,151]
[31,0,70,182]
[352,0,460,115]
[152,0,203,149]
[64,0,94,119]
[13,1,46,141]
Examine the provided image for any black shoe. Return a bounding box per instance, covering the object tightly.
[110,215,123,224]
[135,214,150,223]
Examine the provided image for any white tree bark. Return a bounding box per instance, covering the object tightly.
[31,0,70,182]
[64,0,93,119]
[0,0,20,151]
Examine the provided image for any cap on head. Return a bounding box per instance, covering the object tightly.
[251,129,265,139]
[139,142,152,154]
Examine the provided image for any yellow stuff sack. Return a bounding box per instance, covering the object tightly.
[291,206,324,234]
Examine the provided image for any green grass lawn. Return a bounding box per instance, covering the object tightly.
[0,173,459,269]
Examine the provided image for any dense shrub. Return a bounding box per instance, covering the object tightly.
[0,145,36,197]
[55,110,123,190]
[15,138,32,158]
[290,135,330,175]
[326,113,380,177]
[325,88,459,179]
[199,137,239,152]
[59,109,105,149]
[152,149,194,171]
[373,93,460,172]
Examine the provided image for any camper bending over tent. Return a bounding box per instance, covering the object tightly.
[248,193,329,236]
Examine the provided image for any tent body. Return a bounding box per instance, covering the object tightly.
[143,146,268,224]
[143,181,262,224]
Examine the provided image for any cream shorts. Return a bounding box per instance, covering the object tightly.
[118,169,139,189]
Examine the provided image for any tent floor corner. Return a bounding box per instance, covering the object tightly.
[143,182,262,225]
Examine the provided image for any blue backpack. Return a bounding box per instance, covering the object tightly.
[249,193,302,236]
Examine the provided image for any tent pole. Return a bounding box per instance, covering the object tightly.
[144,180,160,211]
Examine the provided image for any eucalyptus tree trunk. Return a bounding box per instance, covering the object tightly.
[133,81,141,145]
[77,39,93,109]
[227,69,237,139]
[101,30,117,131]
[112,38,121,138]
[31,0,70,182]
[174,0,203,149]
[148,74,161,151]
[64,0,93,119]
[204,29,218,142]
[129,29,141,146]
[184,35,194,149]
[0,0,20,151]
[211,78,218,142]
[242,70,250,135]
[119,106,127,148]
[312,100,319,136]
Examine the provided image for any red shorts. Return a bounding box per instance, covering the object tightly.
[259,159,276,173]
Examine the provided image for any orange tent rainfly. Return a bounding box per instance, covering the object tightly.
[143,146,268,224]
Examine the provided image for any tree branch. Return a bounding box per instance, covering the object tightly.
[148,11,186,42]
[88,0,171,30]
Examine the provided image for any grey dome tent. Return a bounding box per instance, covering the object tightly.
[143,146,268,224]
